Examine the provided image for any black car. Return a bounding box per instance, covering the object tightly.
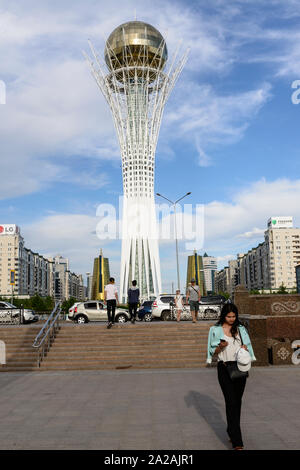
[137,301,153,322]
[199,295,226,305]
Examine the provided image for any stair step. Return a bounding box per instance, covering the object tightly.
[0,322,213,371]
[45,342,207,354]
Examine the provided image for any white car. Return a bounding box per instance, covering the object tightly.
[151,295,186,320]
[151,295,221,321]
[68,300,130,324]
[0,301,39,324]
[67,302,81,320]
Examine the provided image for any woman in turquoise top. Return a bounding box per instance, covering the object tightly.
[207,303,256,450]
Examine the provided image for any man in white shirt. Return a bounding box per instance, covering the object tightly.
[104,277,119,329]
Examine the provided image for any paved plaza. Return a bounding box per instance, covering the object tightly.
[0,366,299,450]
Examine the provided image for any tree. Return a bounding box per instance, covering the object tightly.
[61,297,77,314]
[218,291,230,300]
[277,283,288,294]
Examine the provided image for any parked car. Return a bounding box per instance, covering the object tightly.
[68,300,130,324]
[152,294,180,321]
[152,294,222,321]
[0,301,39,324]
[137,301,153,322]
[67,302,81,320]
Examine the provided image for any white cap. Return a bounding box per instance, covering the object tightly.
[236,348,252,372]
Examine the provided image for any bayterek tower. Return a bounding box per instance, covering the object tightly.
[86,21,188,302]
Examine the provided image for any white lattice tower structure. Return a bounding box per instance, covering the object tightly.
[85,21,188,301]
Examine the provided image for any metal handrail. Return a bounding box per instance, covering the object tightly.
[32,301,61,367]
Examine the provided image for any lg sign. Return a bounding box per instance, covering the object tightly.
[0,225,18,235]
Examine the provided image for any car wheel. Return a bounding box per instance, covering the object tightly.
[76,315,88,324]
[161,310,171,321]
[116,313,127,323]
[144,313,152,322]
[204,308,214,319]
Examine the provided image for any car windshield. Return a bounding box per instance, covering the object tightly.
[2,302,15,308]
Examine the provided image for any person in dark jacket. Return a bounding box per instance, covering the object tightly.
[128,280,140,324]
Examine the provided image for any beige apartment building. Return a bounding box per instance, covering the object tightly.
[0,224,85,301]
[266,217,300,290]
[218,217,300,294]
[0,224,50,297]
[215,259,239,296]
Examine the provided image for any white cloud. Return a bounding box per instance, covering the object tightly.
[236,227,265,239]
[22,212,121,279]
[163,81,272,165]
[20,177,300,284]
[217,254,236,264]
[0,0,278,199]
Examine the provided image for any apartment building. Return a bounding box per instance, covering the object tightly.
[0,225,85,300]
[0,224,50,297]
[221,217,300,293]
[215,259,239,296]
[48,255,85,301]
[202,252,217,293]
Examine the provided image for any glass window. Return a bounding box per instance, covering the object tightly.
[161,296,174,304]
[84,302,98,309]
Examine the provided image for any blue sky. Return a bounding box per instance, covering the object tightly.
[1,0,300,292]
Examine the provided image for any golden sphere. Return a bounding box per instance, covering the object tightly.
[105,21,168,73]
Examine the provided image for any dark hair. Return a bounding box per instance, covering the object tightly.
[132,280,137,286]
[109,277,115,283]
[216,303,242,338]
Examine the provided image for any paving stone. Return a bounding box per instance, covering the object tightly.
[0,367,299,450]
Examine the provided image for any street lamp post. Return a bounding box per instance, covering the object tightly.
[156,192,191,293]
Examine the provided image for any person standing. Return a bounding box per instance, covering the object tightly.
[174,290,184,322]
[186,278,201,323]
[104,277,119,329]
[128,280,140,324]
[207,303,256,450]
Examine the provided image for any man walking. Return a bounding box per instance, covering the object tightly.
[104,277,119,329]
[128,280,140,324]
[186,278,201,323]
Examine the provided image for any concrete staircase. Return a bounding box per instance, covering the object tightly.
[39,322,213,370]
[0,325,41,372]
[0,322,214,371]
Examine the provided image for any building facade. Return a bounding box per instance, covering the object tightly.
[86,273,93,300]
[202,253,217,293]
[215,260,239,296]
[91,250,110,301]
[0,225,51,297]
[186,251,207,296]
[0,225,85,301]
[218,217,300,294]
[48,255,85,302]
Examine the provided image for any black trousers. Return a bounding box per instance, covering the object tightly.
[217,361,247,448]
[107,299,116,323]
[129,302,138,320]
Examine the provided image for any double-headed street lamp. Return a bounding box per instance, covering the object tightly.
[156,192,191,293]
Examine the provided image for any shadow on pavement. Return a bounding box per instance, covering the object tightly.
[185,390,228,447]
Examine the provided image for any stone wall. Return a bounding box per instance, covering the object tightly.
[235,285,300,366]
[234,285,300,317]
